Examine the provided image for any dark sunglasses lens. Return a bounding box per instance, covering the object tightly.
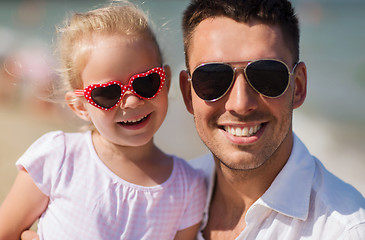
[132,73,161,98]
[91,84,121,108]
[245,60,289,97]
[192,63,234,101]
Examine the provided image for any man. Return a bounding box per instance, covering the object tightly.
[179,0,365,239]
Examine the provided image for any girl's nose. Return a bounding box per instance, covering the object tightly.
[119,91,145,109]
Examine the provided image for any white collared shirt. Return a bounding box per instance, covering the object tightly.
[190,133,365,239]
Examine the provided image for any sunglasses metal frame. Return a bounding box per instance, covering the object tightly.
[189,59,297,102]
[74,67,166,110]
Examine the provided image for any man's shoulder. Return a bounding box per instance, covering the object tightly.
[313,158,365,204]
[188,153,215,181]
[189,153,214,168]
[293,134,365,214]
[312,158,365,226]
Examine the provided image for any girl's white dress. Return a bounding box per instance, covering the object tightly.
[17,131,206,239]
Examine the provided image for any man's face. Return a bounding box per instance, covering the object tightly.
[180,17,306,171]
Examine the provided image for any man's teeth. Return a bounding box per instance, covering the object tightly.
[122,115,148,124]
[225,124,261,137]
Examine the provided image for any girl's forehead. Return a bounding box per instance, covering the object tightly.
[90,34,160,61]
[80,34,161,87]
[86,33,161,61]
[75,33,160,70]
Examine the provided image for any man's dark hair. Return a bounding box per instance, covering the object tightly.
[182,0,300,69]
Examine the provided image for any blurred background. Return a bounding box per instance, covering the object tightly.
[1,0,364,207]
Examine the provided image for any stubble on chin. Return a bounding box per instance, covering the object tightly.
[208,116,293,178]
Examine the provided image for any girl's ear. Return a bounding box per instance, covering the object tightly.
[163,65,172,92]
[65,92,91,121]
[293,61,307,109]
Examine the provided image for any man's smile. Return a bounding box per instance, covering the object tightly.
[224,124,262,137]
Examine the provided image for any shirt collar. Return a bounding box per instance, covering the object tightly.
[258,134,315,220]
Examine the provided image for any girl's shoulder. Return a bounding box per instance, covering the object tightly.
[16,130,92,175]
[23,130,93,163]
[29,130,92,151]
[27,130,90,146]
[16,130,94,195]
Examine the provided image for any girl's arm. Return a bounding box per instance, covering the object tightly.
[0,169,49,240]
[174,222,201,240]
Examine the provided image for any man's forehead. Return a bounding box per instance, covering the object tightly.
[188,17,289,68]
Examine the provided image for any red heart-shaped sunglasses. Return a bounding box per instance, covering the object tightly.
[74,67,166,110]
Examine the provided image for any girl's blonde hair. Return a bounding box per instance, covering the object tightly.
[56,0,162,91]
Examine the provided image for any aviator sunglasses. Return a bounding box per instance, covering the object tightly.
[74,67,166,110]
[189,59,297,101]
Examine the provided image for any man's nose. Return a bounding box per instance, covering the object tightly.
[224,71,259,114]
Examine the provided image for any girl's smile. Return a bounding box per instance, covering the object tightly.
[117,113,151,130]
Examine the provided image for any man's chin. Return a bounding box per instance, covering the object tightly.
[213,153,268,172]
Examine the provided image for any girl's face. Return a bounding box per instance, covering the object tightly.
[75,34,169,148]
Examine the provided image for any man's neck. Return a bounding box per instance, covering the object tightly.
[214,131,294,209]
[214,161,275,216]
[203,134,294,240]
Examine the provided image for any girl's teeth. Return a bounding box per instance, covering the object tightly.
[224,124,261,137]
[122,115,147,124]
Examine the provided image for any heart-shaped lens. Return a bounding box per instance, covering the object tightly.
[132,73,161,98]
[91,84,122,108]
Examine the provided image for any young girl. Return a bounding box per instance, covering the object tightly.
[0,1,206,239]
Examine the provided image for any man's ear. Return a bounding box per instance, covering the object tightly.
[163,65,172,92]
[65,92,91,121]
[293,62,307,109]
[179,70,194,114]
